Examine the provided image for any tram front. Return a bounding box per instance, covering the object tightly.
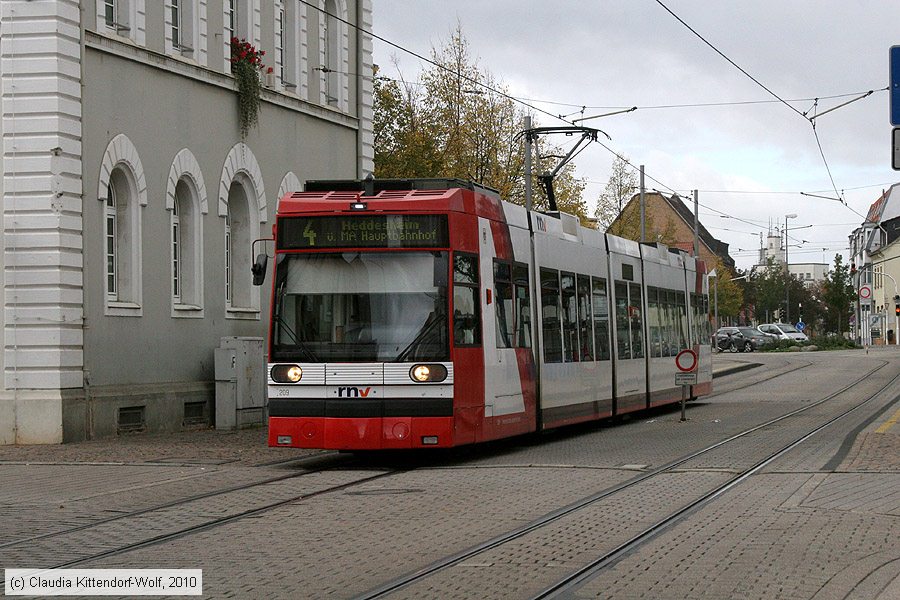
[264,210,458,449]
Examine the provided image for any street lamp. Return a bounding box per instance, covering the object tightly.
[784,213,797,323]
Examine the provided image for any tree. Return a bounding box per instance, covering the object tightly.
[594,156,637,230]
[750,258,788,322]
[821,254,854,333]
[373,26,588,222]
[710,262,745,321]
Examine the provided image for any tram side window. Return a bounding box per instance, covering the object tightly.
[514,264,532,348]
[494,261,514,348]
[703,295,712,340]
[690,294,700,344]
[561,272,578,362]
[630,282,644,359]
[576,274,593,361]
[677,292,688,350]
[453,253,481,346]
[615,281,631,360]
[592,277,610,361]
[541,268,562,363]
[646,287,660,358]
[664,290,676,357]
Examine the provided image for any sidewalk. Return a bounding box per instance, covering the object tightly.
[712,353,762,378]
[0,426,322,466]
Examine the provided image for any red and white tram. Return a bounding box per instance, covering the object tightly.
[259,179,713,450]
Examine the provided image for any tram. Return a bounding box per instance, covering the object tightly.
[257,179,713,450]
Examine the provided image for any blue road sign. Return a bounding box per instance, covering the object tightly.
[891,46,900,125]
[796,321,806,331]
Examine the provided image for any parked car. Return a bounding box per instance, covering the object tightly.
[758,322,808,342]
[715,327,775,352]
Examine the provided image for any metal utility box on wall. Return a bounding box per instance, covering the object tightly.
[214,337,266,430]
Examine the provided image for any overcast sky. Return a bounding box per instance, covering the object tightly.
[371,1,900,270]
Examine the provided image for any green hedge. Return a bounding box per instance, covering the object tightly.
[760,336,859,352]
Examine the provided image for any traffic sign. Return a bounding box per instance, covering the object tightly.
[894,128,900,171]
[675,349,698,373]
[859,285,872,300]
[891,46,900,125]
[675,372,698,386]
[796,321,805,331]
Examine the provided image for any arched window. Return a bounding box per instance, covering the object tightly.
[225,209,232,305]
[219,143,265,319]
[226,176,253,311]
[105,183,118,300]
[167,149,207,317]
[104,166,142,314]
[99,134,147,317]
[172,192,182,303]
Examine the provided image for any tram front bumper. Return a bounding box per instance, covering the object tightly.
[268,416,455,450]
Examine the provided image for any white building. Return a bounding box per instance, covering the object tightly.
[757,227,828,288]
[0,1,374,443]
[849,184,900,343]
[789,263,829,289]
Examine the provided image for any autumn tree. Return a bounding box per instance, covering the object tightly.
[373,26,588,222]
[594,155,638,230]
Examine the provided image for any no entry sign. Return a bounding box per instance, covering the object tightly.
[675,349,698,373]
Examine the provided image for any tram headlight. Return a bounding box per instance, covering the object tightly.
[410,364,448,383]
[271,364,303,383]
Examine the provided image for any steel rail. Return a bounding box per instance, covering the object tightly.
[355,360,891,600]
[536,364,900,599]
[0,451,346,551]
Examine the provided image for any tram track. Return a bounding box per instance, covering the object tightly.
[704,356,811,398]
[354,359,897,600]
[0,451,347,552]
[0,451,432,589]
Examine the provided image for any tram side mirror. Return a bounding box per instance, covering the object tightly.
[252,253,268,286]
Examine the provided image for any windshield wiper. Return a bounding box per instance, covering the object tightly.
[396,313,446,362]
[273,315,319,362]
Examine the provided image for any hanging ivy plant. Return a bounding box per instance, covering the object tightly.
[229,37,272,138]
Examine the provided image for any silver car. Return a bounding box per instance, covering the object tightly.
[758,323,808,342]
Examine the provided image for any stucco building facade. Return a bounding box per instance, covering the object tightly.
[0,0,373,443]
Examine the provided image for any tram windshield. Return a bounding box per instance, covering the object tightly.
[272,251,449,362]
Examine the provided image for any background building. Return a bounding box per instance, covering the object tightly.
[849,184,900,344]
[609,191,736,271]
[0,0,374,443]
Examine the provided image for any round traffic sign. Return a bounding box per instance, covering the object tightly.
[675,349,698,372]
[859,286,872,299]
[796,321,806,331]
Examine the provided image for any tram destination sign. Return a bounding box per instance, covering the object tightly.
[278,215,448,249]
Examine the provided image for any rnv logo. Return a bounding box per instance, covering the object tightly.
[338,386,372,398]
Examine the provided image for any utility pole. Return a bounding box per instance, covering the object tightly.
[524,116,532,211]
[639,165,645,243]
[784,213,797,323]
[693,190,699,258]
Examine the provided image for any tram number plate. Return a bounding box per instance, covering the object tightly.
[675,373,697,386]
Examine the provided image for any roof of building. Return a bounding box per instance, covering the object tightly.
[615,191,736,270]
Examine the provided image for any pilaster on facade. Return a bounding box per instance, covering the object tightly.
[1,0,84,443]
[357,0,374,176]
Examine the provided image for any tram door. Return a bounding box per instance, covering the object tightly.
[607,237,647,415]
[477,217,536,440]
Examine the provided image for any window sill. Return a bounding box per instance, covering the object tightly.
[173,303,204,318]
[226,307,260,320]
[105,301,143,317]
